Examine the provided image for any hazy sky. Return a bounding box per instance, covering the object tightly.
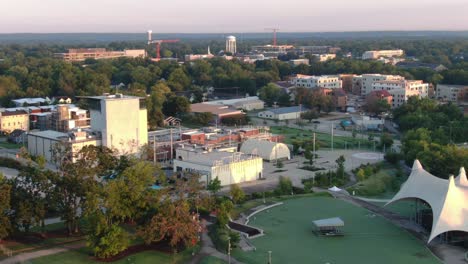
[1,0,468,33]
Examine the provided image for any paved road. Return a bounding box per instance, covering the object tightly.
[219,149,384,195]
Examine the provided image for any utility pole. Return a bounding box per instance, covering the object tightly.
[331,121,334,152]
[170,128,173,160]
[153,134,156,164]
[313,132,316,158]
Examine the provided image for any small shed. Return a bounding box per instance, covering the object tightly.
[312,217,344,236]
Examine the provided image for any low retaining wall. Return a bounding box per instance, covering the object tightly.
[245,202,284,225]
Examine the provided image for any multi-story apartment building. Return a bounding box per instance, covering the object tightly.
[352,74,405,96]
[362,49,404,60]
[0,110,29,133]
[372,80,429,108]
[435,84,468,104]
[291,74,342,89]
[54,48,146,62]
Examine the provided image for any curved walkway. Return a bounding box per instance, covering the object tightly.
[0,241,85,264]
[354,197,391,203]
[189,223,244,264]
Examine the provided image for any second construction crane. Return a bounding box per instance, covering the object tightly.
[147,30,179,61]
[265,28,279,46]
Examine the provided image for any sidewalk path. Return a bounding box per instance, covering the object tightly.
[0,241,85,264]
[189,221,244,264]
[353,197,391,203]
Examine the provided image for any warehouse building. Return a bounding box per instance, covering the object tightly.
[173,147,263,186]
[27,130,101,163]
[257,106,307,120]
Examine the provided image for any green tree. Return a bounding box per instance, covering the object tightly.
[229,184,245,204]
[104,161,157,222]
[301,110,319,123]
[35,155,46,169]
[258,83,282,106]
[356,169,366,181]
[379,133,394,151]
[0,174,11,241]
[304,146,314,165]
[207,177,222,195]
[335,155,346,179]
[86,213,130,259]
[168,68,191,92]
[163,95,191,117]
[277,176,293,195]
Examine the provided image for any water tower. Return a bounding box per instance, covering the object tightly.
[225,35,236,54]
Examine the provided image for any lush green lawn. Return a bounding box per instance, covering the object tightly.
[371,200,430,218]
[31,246,198,264]
[199,256,226,264]
[270,126,377,150]
[233,197,440,264]
[0,141,21,149]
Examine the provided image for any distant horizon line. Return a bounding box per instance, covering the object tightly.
[2,30,468,34]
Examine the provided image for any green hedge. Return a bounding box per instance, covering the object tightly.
[0,157,23,170]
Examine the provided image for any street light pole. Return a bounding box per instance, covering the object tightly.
[268,250,272,264]
[228,238,231,264]
[331,121,334,152]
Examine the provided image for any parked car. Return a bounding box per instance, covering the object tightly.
[313,120,320,124]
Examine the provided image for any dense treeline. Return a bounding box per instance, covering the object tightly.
[0,145,216,258]
[393,97,468,178]
[0,40,467,129]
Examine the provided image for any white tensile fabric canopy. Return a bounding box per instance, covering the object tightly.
[328,186,342,192]
[386,160,468,243]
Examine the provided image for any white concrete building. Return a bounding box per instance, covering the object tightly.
[203,96,264,111]
[353,74,405,96]
[289,59,310,66]
[362,49,404,60]
[372,80,429,108]
[240,139,290,161]
[27,130,101,163]
[85,94,148,155]
[257,106,307,120]
[226,36,237,54]
[312,53,336,62]
[435,84,468,103]
[291,74,342,89]
[173,148,263,186]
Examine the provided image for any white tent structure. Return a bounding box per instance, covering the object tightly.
[328,186,342,192]
[386,160,468,243]
[240,139,291,161]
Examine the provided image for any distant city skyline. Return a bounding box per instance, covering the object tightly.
[1,0,468,33]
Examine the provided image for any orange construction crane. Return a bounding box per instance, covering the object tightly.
[147,30,179,61]
[265,28,279,46]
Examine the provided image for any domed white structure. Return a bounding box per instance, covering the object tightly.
[225,35,237,54]
[240,139,290,162]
